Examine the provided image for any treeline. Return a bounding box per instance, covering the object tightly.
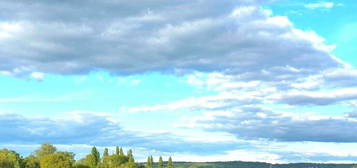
[0,143,174,168]
[169,161,357,168]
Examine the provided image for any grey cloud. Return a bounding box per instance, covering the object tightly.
[276,88,357,105]
[190,106,357,142]
[0,0,340,79]
[0,111,245,155]
[323,69,357,87]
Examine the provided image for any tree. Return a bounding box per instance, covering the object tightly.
[0,149,22,168]
[158,156,163,168]
[76,154,96,168]
[146,156,153,168]
[74,163,90,168]
[35,143,57,159]
[126,149,136,168]
[23,155,40,168]
[102,148,110,167]
[167,157,173,168]
[119,147,124,156]
[39,152,75,168]
[127,149,133,159]
[115,146,120,155]
[91,146,100,167]
[102,154,128,168]
[103,148,109,158]
[150,156,154,167]
[127,156,136,168]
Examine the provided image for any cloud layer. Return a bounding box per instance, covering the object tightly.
[185,106,357,142]
[1,0,357,163]
[0,111,242,155]
[0,0,340,79]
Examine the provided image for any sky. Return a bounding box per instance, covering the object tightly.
[1,0,357,163]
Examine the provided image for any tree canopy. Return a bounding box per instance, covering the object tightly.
[0,143,175,168]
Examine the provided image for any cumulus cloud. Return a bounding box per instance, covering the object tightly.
[2,0,357,162]
[0,0,340,79]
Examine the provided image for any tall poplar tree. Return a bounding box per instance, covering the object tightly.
[167,157,173,168]
[127,149,133,159]
[119,147,124,156]
[91,146,100,167]
[158,156,163,168]
[146,156,153,168]
[103,148,109,158]
[115,146,120,155]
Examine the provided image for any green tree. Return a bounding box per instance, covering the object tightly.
[101,154,128,168]
[126,149,136,168]
[35,143,57,159]
[146,156,153,168]
[91,147,100,167]
[75,155,92,168]
[39,152,75,168]
[127,157,136,168]
[119,147,124,156]
[0,149,22,168]
[74,163,90,168]
[103,148,109,158]
[101,148,110,167]
[127,149,133,159]
[167,157,173,168]
[150,156,154,167]
[115,146,120,155]
[158,156,163,168]
[23,155,40,168]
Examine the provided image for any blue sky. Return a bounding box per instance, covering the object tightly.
[1,0,357,163]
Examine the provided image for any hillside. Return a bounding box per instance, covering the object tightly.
[166,161,357,168]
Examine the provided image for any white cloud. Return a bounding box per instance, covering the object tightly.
[304,2,335,9]
[120,92,262,113]
[1,0,357,163]
[30,72,44,80]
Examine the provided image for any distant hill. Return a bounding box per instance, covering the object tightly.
[153,161,357,168]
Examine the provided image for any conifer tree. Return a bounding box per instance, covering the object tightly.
[167,157,173,168]
[158,156,163,168]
